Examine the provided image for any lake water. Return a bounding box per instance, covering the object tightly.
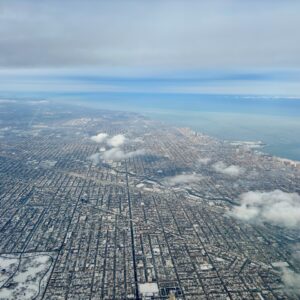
[144,110,300,161]
[68,94,300,161]
[67,94,300,161]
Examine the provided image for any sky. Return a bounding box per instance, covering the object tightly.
[0,0,300,97]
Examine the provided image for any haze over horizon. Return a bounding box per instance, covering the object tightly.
[0,0,300,97]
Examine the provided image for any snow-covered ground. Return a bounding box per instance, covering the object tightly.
[0,253,54,300]
[0,256,19,287]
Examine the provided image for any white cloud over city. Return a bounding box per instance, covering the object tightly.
[89,133,145,163]
[102,148,145,161]
[164,174,202,186]
[212,162,243,177]
[107,134,126,147]
[280,267,300,297]
[197,157,211,165]
[231,190,300,228]
[90,133,108,143]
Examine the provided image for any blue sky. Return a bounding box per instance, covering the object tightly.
[0,0,300,97]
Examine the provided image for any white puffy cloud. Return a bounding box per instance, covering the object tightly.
[88,153,102,165]
[231,190,300,228]
[197,157,211,165]
[102,147,145,161]
[90,133,108,143]
[164,174,202,186]
[107,134,126,147]
[280,267,300,296]
[213,161,243,177]
[89,133,143,162]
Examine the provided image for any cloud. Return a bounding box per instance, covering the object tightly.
[88,153,101,165]
[89,133,142,161]
[0,99,16,104]
[164,174,202,186]
[0,1,299,70]
[90,133,125,146]
[90,132,108,143]
[212,161,243,176]
[280,267,300,296]
[102,147,145,161]
[197,157,211,165]
[231,190,300,228]
[27,100,48,105]
[107,134,126,147]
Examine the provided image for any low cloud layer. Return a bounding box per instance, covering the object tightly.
[231,190,300,228]
[107,134,126,147]
[164,174,202,186]
[89,132,143,162]
[102,148,145,161]
[90,133,108,143]
[89,148,145,164]
[280,267,300,296]
[197,157,211,165]
[90,133,125,147]
[88,153,102,165]
[213,162,243,177]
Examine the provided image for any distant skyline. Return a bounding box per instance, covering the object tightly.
[0,0,300,96]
